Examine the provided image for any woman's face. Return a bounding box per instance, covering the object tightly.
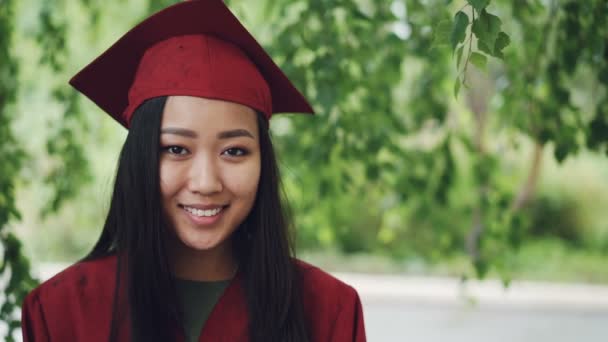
[159,95,261,255]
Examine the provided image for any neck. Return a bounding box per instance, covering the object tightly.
[169,240,238,281]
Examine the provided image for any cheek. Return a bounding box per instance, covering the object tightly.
[224,160,261,199]
[159,160,184,199]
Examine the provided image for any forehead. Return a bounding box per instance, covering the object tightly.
[162,96,259,136]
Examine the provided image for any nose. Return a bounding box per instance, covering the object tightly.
[188,155,223,195]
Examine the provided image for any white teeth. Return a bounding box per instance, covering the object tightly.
[184,206,223,217]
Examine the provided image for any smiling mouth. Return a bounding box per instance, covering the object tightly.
[180,205,227,217]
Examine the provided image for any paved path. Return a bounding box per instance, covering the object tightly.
[363,302,607,342]
[336,273,608,342]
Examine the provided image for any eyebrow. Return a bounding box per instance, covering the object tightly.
[217,129,255,139]
[161,127,197,138]
[160,128,255,139]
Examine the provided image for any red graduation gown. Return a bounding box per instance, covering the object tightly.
[21,255,366,341]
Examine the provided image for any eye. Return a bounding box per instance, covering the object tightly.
[222,147,249,157]
[163,145,189,155]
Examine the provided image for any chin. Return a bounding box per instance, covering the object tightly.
[177,231,230,253]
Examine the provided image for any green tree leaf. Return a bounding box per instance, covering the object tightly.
[472,9,502,48]
[451,11,469,50]
[470,52,488,69]
[554,143,570,163]
[456,44,464,69]
[467,0,491,12]
[454,78,462,97]
[493,31,510,59]
[433,20,452,46]
[478,40,492,55]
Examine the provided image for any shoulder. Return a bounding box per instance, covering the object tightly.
[26,254,117,304]
[294,259,361,314]
[293,259,366,340]
[295,259,359,300]
[22,255,119,341]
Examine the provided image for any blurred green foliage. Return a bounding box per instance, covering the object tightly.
[1,0,607,338]
[0,0,39,340]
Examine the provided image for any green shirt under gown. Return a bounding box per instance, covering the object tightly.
[175,278,231,342]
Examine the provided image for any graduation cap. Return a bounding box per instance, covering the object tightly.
[70,0,314,128]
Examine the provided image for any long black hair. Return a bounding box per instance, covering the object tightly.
[84,96,309,342]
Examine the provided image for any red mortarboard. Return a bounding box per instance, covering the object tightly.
[69,0,314,128]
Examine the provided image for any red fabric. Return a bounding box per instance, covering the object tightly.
[69,0,314,128]
[124,35,272,123]
[22,255,366,342]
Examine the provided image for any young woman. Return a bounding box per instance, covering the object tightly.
[21,1,365,341]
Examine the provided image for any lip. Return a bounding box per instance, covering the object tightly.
[180,203,226,210]
[180,204,227,226]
